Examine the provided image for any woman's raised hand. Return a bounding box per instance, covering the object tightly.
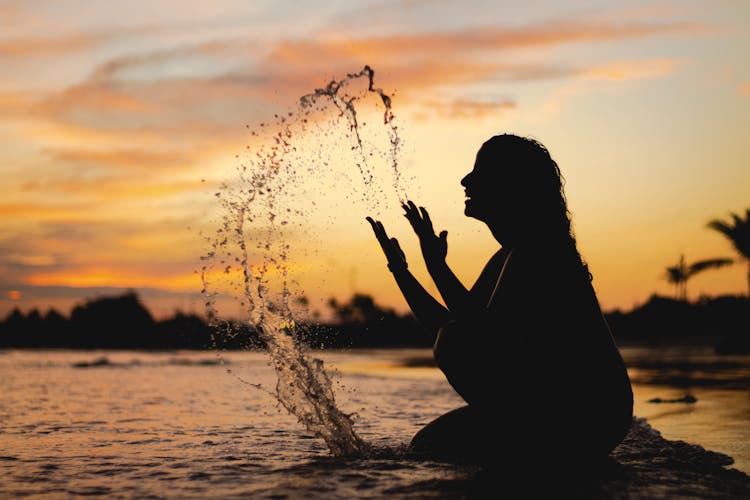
[402,201,447,265]
[366,217,408,272]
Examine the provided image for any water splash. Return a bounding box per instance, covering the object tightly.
[201,66,407,456]
[299,66,403,199]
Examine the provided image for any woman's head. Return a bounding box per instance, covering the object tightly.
[461,134,573,246]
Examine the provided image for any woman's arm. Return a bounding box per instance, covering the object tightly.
[401,202,480,318]
[388,266,451,334]
[424,260,474,317]
[366,217,450,334]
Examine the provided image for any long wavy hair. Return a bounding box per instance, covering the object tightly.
[477,134,591,280]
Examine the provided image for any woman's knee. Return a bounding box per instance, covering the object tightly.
[434,322,490,406]
[409,406,477,453]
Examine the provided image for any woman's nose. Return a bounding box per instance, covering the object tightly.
[460,173,471,187]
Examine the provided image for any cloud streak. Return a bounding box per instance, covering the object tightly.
[580,59,682,81]
[0,16,697,158]
[0,34,104,57]
[415,97,516,120]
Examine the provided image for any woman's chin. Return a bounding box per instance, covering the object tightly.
[464,205,482,220]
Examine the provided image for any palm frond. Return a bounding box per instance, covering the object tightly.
[707,209,750,260]
[706,219,734,237]
[688,258,733,275]
[733,210,748,225]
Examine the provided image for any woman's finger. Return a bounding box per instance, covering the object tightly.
[365,217,381,237]
[403,209,421,232]
[366,217,390,246]
[419,207,433,231]
[402,203,419,225]
[404,201,426,228]
[407,200,419,217]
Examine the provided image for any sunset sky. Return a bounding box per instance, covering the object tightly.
[1,0,749,320]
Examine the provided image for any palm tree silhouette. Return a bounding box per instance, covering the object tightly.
[707,209,750,297]
[665,254,733,301]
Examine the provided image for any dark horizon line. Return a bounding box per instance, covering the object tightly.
[3,288,749,322]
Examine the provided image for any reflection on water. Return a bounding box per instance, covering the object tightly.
[0,346,747,498]
[620,345,750,475]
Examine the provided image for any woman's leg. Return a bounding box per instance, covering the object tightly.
[410,405,490,459]
[433,321,491,407]
[409,406,502,463]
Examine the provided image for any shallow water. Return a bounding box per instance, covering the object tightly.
[621,345,750,475]
[0,346,747,498]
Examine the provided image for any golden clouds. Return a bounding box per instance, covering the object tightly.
[49,84,156,114]
[48,150,195,171]
[0,34,102,57]
[581,59,682,81]
[270,19,702,64]
[265,19,703,98]
[1,15,697,137]
[25,267,200,290]
[18,177,207,202]
[414,98,516,121]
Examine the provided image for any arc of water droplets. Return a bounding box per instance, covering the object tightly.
[201,66,407,456]
[300,65,404,202]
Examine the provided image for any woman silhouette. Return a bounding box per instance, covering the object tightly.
[367,134,632,464]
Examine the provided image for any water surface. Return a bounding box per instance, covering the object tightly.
[0,347,747,498]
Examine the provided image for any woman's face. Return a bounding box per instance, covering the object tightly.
[461,147,521,243]
[461,150,502,222]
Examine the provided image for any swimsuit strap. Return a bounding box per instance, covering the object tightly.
[488,248,513,306]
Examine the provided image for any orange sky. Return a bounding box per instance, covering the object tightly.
[1,1,749,319]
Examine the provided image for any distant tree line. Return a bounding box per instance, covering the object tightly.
[1,289,747,353]
[0,291,430,351]
[606,294,749,354]
[0,292,214,349]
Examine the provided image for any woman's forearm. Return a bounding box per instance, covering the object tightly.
[389,266,451,335]
[424,259,475,318]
